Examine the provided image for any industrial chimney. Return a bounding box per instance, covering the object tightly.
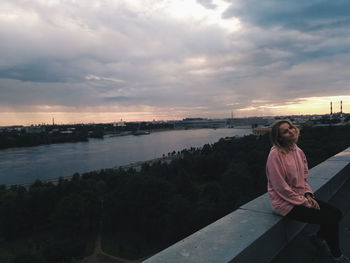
[330,101,333,115]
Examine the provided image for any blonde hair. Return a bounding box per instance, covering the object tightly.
[270,119,299,153]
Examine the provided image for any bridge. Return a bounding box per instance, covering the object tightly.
[143,147,350,263]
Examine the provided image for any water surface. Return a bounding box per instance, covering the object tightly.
[0,128,251,185]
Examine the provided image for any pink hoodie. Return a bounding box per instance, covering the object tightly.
[266,144,314,216]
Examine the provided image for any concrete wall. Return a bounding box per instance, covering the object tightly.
[143,147,350,263]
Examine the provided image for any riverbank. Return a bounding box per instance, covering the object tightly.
[14,155,177,188]
[1,127,252,186]
[105,125,251,137]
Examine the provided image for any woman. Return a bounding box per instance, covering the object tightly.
[266,119,348,262]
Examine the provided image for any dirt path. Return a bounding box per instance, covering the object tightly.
[85,225,148,263]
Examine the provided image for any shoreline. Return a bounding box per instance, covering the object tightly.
[105,126,246,137]
[12,155,177,189]
[4,127,252,188]
[1,126,252,149]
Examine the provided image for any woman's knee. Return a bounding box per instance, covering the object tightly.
[318,200,343,222]
[327,206,343,223]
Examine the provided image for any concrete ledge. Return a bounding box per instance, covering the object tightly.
[143,147,350,263]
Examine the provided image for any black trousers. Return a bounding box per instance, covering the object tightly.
[285,199,343,255]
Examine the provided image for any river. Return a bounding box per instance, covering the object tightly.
[0,128,251,185]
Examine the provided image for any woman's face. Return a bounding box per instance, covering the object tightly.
[279,122,297,143]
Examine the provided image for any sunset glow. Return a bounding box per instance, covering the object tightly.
[1,96,349,126]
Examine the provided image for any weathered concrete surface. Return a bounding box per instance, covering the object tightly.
[143,209,284,263]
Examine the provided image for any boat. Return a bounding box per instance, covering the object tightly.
[133,130,151,136]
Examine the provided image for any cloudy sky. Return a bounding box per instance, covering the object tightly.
[1,0,350,125]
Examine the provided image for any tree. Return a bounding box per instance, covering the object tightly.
[51,193,86,231]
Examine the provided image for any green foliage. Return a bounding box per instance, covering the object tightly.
[0,130,89,149]
[11,251,45,263]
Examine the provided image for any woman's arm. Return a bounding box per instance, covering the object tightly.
[305,194,320,209]
[300,149,314,196]
[266,151,310,207]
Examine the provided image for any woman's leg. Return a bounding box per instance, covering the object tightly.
[314,199,342,244]
[285,199,343,257]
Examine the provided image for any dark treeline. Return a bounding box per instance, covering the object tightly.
[0,125,98,149]
[111,121,175,132]
[0,130,89,149]
[0,122,175,150]
[1,125,350,262]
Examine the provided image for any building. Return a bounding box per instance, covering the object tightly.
[175,118,227,129]
[252,127,271,136]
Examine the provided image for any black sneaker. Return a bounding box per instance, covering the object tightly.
[333,254,350,263]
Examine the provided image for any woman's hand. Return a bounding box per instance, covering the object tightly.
[306,195,320,210]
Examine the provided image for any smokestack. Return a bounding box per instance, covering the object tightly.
[330,101,333,115]
[341,100,343,114]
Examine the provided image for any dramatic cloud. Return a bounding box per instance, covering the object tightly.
[223,0,350,31]
[0,0,350,125]
[197,0,217,9]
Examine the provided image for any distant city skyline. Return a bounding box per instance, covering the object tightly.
[1,1,350,126]
[1,97,349,126]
